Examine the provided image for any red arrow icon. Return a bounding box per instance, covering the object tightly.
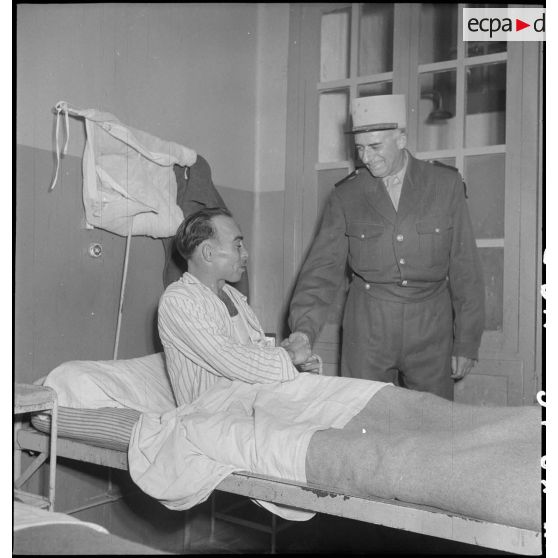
[516,18,530,31]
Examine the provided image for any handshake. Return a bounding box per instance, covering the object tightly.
[280,331,321,374]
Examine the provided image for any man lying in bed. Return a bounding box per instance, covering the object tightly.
[156,207,541,531]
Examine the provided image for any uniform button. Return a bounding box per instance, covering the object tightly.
[364,283,370,290]
[399,258,406,265]
[360,234,365,239]
[435,228,440,233]
[401,280,408,286]
[396,234,404,242]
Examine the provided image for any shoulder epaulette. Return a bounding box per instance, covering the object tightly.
[428,159,468,198]
[428,159,459,173]
[335,167,363,187]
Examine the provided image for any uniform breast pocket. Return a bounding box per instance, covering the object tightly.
[416,216,453,268]
[346,222,384,271]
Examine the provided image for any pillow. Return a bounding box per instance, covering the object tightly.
[43,353,176,413]
[31,407,141,452]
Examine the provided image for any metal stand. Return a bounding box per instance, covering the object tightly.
[209,492,292,554]
[14,384,58,511]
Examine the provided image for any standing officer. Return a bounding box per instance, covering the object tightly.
[283,94,485,399]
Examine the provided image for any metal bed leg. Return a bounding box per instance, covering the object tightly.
[14,419,23,480]
[48,402,58,511]
[182,510,192,552]
[13,386,58,511]
[209,492,216,543]
[270,513,277,554]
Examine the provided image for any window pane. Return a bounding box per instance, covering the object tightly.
[358,3,393,76]
[465,154,505,238]
[465,3,507,57]
[320,9,350,82]
[419,4,457,64]
[357,81,392,97]
[418,70,456,151]
[479,247,503,331]
[318,90,349,163]
[467,41,507,57]
[465,62,506,147]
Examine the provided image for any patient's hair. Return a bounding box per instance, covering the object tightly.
[175,207,233,260]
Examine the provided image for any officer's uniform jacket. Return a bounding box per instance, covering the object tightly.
[288,151,485,360]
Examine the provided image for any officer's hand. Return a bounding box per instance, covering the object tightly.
[451,356,475,381]
[280,332,312,365]
[296,354,322,374]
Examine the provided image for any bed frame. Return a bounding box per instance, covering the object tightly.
[15,425,542,555]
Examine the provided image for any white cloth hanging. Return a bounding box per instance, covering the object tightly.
[50,101,197,238]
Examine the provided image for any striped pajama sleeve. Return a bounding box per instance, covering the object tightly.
[158,294,297,385]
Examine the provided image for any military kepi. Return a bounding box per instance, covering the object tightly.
[347,94,406,134]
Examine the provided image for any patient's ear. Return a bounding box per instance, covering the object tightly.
[200,241,213,262]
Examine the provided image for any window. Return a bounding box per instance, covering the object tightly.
[287,3,541,402]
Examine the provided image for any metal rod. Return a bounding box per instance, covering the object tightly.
[113,217,134,360]
[210,493,216,542]
[271,513,277,554]
[63,491,125,515]
[48,402,58,511]
[14,453,48,488]
[182,510,192,552]
[13,420,23,480]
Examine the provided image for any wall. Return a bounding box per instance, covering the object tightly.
[16,3,292,551]
[250,4,291,335]
[16,1,262,365]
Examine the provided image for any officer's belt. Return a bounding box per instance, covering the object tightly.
[350,273,448,303]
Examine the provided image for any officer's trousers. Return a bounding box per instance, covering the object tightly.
[341,284,454,400]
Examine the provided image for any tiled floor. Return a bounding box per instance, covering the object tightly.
[183,494,507,555]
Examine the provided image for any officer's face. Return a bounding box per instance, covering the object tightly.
[355,129,407,178]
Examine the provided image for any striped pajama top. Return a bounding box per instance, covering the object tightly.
[158,273,298,406]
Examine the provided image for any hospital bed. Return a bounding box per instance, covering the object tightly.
[15,403,542,555]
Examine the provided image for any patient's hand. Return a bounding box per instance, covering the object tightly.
[281,331,312,365]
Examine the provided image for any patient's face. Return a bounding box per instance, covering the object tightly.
[211,216,249,283]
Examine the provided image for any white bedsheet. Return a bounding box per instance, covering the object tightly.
[43,354,388,521]
[129,374,386,520]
